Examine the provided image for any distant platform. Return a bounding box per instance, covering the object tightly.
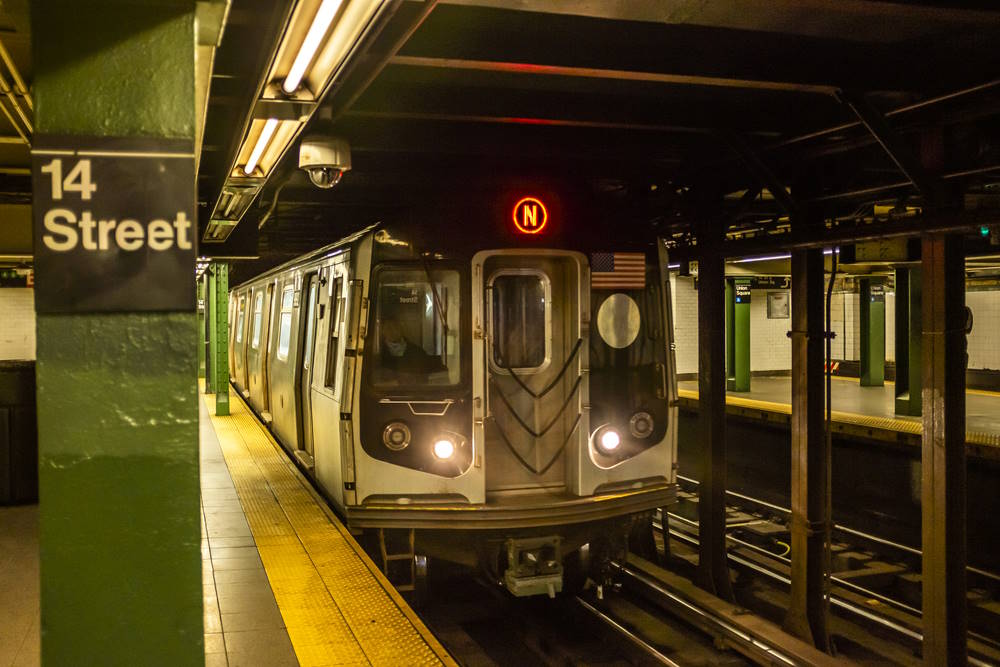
[677,376,1000,461]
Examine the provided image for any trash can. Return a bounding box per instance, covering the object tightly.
[0,360,37,505]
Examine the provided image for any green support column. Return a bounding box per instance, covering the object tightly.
[894,268,923,416]
[859,278,886,386]
[726,278,751,392]
[197,277,206,379]
[205,269,217,395]
[212,263,230,415]
[32,3,202,665]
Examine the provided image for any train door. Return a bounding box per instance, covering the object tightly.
[235,293,249,392]
[477,251,587,496]
[298,273,319,456]
[260,282,275,412]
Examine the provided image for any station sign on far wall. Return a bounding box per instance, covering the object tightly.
[31,135,196,313]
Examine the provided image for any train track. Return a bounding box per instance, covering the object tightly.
[662,477,1000,665]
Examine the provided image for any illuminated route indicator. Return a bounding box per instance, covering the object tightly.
[512,196,548,234]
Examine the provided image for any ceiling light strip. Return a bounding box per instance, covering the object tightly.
[283,0,345,94]
[244,118,279,175]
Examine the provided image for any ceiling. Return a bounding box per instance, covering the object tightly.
[3,1,1000,278]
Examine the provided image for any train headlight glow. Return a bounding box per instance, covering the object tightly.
[594,426,621,455]
[629,411,654,439]
[432,437,455,460]
[382,422,411,451]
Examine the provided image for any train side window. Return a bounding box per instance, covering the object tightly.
[236,296,246,343]
[490,272,550,370]
[324,277,343,389]
[251,291,264,349]
[276,285,295,361]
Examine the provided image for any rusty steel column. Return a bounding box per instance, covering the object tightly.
[696,242,734,601]
[784,248,831,651]
[921,233,967,666]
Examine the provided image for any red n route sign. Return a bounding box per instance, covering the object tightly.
[512,196,548,234]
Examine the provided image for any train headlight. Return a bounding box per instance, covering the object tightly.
[382,422,411,451]
[432,437,455,460]
[629,411,654,439]
[594,426,621,455]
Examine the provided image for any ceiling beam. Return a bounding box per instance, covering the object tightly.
[390,55,841,96]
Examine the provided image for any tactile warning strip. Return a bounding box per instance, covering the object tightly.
[677,387,1000,451]
[204,388,456,667]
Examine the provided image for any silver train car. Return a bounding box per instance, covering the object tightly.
[228,213,678,597]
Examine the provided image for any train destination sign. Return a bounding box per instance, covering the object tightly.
[32,136,196,313]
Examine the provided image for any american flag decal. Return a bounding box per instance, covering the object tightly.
[591,252,646,289]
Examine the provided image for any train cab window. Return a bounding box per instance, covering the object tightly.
[371,268,461,387]
[490,272,550,370]
[236,297,246,343]
[276,286,294,361]
[324,277,343,389]
[251,291,264,349]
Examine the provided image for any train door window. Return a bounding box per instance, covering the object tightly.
[303,278,318,364]
[251,291,264,349]
[236,296,246,343]
[276,285,295,361]
[324,276,343,389]
[372,267,462,387]
[490,271,550,371]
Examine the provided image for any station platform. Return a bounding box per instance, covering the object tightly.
[677,375,1000,460]
[200,385,455,666]
[0,388,454,667]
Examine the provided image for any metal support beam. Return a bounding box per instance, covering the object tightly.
[696,237,734,602]
[859,278,886,386]
[837,90,939,200]
[784,248,831,651]
[720,130,801,220]
[920,234,967,666]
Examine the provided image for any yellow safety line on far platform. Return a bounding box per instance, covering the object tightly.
[676,387,1000,449]
[202,385,456,667]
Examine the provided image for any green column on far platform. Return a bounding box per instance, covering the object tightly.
[860,278,886,386]
[726,278,751,392]
[211,263,230,415]
[31,2,203,665]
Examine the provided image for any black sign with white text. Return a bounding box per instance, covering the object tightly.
[32,136,196,313]
[734,281,751,304]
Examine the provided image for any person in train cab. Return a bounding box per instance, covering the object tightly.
[379,318,434,374]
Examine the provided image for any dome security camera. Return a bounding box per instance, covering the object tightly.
[299,136,351,189]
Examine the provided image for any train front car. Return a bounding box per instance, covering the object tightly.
[350,218,678,598]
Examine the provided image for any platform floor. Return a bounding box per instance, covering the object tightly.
[0,389,453,666]
[678,375,1000,435]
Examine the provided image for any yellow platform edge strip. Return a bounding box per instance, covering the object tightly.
[202,384,458,667]
[676,387,999,448]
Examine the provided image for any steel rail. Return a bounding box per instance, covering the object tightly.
[674,474,1000,584]
[665,520,999,666]
[0,36,32,109]
[573,597,684,667]
[610,561,798,666]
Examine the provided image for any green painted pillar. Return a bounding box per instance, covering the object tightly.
[212,263,230,415]
[197,277,206,379]
[727,278,751,392]
[32,3,203,665]
[205,270,217,394]
[859,278,886,386]
[895,268,923,416]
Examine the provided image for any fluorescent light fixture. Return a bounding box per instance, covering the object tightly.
[732,254,791,264]
[283,0,345,94]
[244,118,279,175]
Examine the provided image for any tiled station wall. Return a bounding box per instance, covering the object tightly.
[0,288,35,361]
[669,276,1000,374]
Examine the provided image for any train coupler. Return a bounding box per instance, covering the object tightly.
[503,535,563,598]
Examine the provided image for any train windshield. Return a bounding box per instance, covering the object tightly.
[371,268,462,387]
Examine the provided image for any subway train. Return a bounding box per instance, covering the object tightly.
[227,195,678,597]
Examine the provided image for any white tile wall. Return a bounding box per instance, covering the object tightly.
[967,290,1000,370]
[667,277,1000,373]
[750,289,791,371]
[0,288,35,360]
[670,275,699,375]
